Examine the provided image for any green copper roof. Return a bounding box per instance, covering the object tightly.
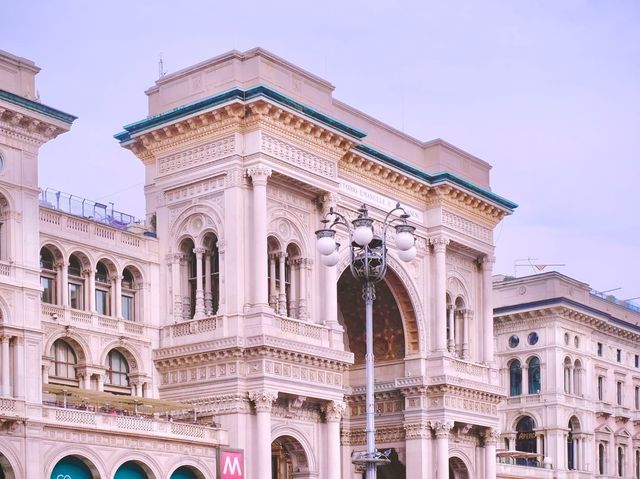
[355,144,518,211]
[0,89,77,124]
[114,85,367,142]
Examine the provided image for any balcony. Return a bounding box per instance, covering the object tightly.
[42,303,146,336]
[496,452,552,479]
[42,405,227,444]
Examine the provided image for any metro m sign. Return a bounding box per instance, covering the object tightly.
[217,448,244,479]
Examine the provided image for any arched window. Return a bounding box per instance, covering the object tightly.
[509,359,522,396]
[40,247,57,304]
[619,446,624,477]
[527,357,541,394]
[178,238,196,320]
[573,360,583,396]
[203,233,220,316]
[563,357,572,394]
[121,268,136,321]
[0,194,9,261]
[567,416,580,470]
[635,449,639,479]
[515,416,537,466]
[599,443,605,475]
[68,254,85,310]
[105,350,129,388]
[49,339,77,382]
[95,261,111,316]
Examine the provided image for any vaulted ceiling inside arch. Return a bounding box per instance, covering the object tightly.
[337,271,405,364]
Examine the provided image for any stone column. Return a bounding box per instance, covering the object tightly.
[204,252,213,315]
[446,305,454,352]
[404,422,431,478]
[96,374,104,392]
[269,254,277,309]
[522,365,529,395]
[193,248,206,318]
[1,335,10,396]
[247,166,272,306]
[13,337,23,398]
[298,259,309,320]
[432,237,449,352]
[85,269,95,312]
[324,401,346,479]
[250,390,277,479]
[321,192,340,326]
[170,253,184,321]
[433,421,452,479]
[56,261,66,305]
[484,428,498,479]
[114,275,123,318]
[289,260,297,318]
[480,255,495,363]
[462,309,471,360]
[277,252,287,315]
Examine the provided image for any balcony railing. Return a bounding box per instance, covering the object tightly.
[42,405,227,444]
[42,304,146,336]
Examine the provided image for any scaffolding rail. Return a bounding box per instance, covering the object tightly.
[39,188,145,230]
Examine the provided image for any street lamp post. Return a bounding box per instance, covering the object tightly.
[316,203,416,479]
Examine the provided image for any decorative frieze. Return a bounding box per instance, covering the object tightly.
[158,136,235,175]
[261,134,336,179]
[442,210,491,242]
[404,422,431,439]
[165,177,225,203]
[340,425,405,446]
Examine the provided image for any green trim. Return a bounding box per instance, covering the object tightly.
[114,85,366,143]
[114,85,516,211]
[0,89,76,124]
[355,144,518,211]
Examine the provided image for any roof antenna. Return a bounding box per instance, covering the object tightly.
[158,53,166,78]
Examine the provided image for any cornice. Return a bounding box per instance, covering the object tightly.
[0,107,69,145]
[154,334,353,369]
[494,299,640,341]
[0,89,76,124]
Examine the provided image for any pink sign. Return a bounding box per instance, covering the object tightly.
[218,449,244,479]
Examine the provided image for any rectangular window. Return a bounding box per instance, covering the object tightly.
[635,354,639,368]
[122,295,134,321]
[41,276,54,304]
[598,376,604,401]
[68,283,82,310]
[617,349,622,362]
[95,289,109,316]
[617,381,623,406]
[635,386,639,410]
[597,342,603,357]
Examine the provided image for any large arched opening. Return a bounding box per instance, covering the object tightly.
[0,452,15,479]
[515,416,537,466]
[271,435,311,479]
[113,460,154,479]
[169,465,205,479]
[50,455,99,479]
[448,457,470,479]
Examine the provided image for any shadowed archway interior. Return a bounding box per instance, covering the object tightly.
[338,268,418,363]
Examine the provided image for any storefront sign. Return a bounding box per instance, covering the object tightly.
[218,449,244,479]
[339,180,424,223]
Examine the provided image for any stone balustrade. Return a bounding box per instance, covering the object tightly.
[42,304,146,336]
[42,405,228,445]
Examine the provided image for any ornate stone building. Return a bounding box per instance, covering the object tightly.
[494,272,640,479]
[0,47,518,478]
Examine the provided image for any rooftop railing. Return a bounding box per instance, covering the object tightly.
[590,289,640,314]
[39,188,145,230]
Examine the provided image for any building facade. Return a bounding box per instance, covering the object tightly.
[494,272,640,479]
[0,47,520,478]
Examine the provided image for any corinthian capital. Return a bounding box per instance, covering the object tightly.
[320,192,340,213]
[404,422,431,439]
[246,165,272,185]
[431,421,453,438]
[249,390,278,412]
[479,254,496,269]
[323,400,346,422]
[430,236,450,253]
[484,428,500,444]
